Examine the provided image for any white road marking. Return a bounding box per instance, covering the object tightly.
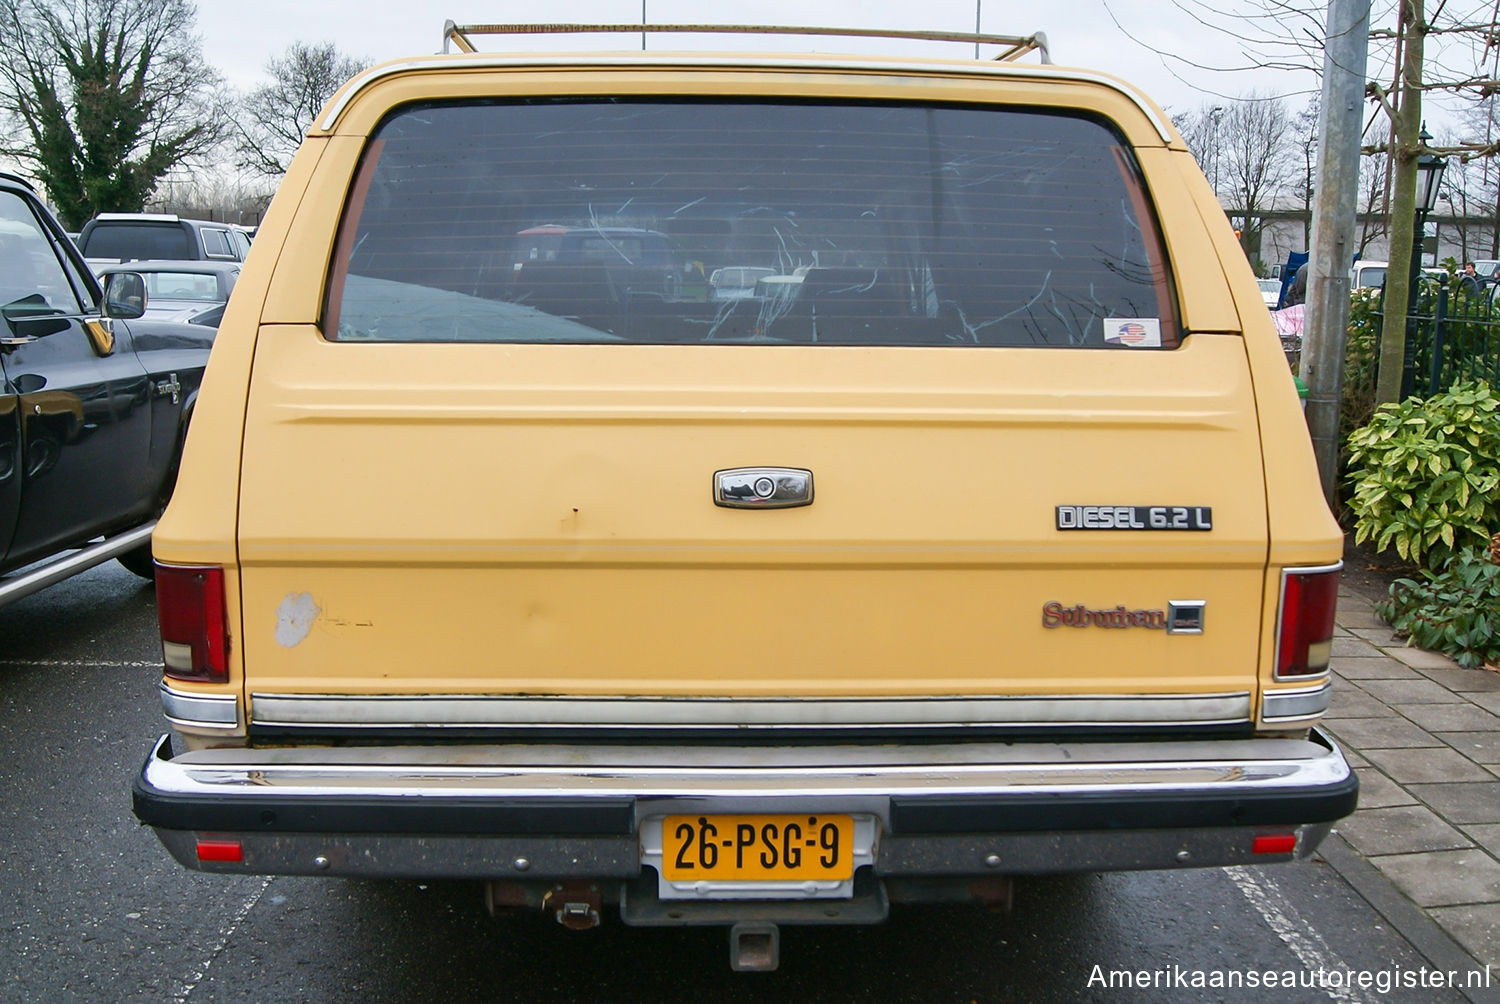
[1227,865,1369,1004]
[0,658,159,667]
[172,876,273,1001]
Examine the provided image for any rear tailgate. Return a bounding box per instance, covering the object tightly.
[229,82,1275,733]
[236,332,1266,719]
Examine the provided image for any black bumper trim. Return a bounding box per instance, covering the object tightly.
[889,775,1359,834]
[132,771,1357,840]
[133,731,1356,840]
[131,783,636,836]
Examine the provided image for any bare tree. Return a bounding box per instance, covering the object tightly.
[1220,92,1298,271]
[0,0,224,230]
[1174,103,1233,197]
[234,41,369,179]
[1462,94,1500,257]
[1432,135,1483,262]
[147,164,272,226]
[1192,0,1500,398]
[1113,1,1500,401]
[1357,150,1391,255]
[1294,99,1321,249]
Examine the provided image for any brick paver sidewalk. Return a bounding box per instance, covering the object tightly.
[1328,588,1500,968]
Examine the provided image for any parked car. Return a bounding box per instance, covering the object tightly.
[94,260,239,326]
[0,173,213,601]
[1352,260,1450,295]
[1350,260,1385,289]
[709,266,778,301]
[76,213,251,270]
[501,225,682,325]
[131,24,1353,973]
[1257,277,1282,308]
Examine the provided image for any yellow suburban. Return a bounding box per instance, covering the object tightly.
[133,24,1354,970]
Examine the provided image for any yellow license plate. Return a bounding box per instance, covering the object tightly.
[662,814,854,882]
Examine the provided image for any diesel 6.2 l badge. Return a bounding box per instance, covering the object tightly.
[1056,506,1212,531]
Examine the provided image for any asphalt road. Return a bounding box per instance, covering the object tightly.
[0,564,1488,1003]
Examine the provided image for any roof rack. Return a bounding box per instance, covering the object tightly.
[441,22,1050,64]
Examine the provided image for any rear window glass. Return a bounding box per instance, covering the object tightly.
[83,223,191,261]
[137,270,229,301]
[327,100,1177,348]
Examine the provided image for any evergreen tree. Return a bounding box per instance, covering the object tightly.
[0,0,223,230]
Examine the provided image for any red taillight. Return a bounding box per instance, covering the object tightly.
[156,564,229,683]
[1275,565,1341,678]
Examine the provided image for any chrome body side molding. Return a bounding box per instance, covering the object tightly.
[1261,680,1332,723]
[248,691,1254,730]
[160,682,239,729]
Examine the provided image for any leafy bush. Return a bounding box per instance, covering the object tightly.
[1345,380,1500,567]
[1377,544,1500,669]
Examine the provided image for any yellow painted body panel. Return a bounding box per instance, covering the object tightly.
[314,57,1180,148]
[153,137,326,566]
[235,328,1268,697]
[1136,148,1240,334]
[1171,148,1344,705]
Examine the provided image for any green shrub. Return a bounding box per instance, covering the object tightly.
[1377,547,1500,669]
[1345,380,1500,567]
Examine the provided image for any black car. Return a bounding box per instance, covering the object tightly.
[0,174,212,601]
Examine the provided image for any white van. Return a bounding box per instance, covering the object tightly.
[1350,260,1387,289]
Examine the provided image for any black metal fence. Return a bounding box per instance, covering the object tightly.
[1375,281,1500,398]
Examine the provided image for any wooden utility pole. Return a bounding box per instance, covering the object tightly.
[1374,0,1426,404]
[1303,0,1372,505]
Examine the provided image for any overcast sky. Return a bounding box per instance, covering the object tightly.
[193,0,1338,120]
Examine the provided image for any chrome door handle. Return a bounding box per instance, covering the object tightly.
[714,468,814,508]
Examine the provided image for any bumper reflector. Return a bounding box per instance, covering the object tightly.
[195,839,243,863]
[1251,833,1297,855]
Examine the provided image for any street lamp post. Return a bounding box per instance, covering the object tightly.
[1210,105,1225,196]
[1405,126,1449,398]
[1409,126,1448,292]
[1303,136,1318,250]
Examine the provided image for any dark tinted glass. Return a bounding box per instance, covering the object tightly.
[0,191,82,313]
[84,223,191,261]
[202,229,232,257]
[329,100,1176,348]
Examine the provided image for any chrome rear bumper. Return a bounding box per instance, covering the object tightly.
[134,729,1356,882]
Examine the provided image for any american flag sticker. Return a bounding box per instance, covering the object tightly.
[1103,318,1162,347]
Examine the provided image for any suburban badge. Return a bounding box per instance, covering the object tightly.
[1043,601,1206,635]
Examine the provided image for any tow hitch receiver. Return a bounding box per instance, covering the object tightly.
[543,882,602,930]
[730,922,779,972]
